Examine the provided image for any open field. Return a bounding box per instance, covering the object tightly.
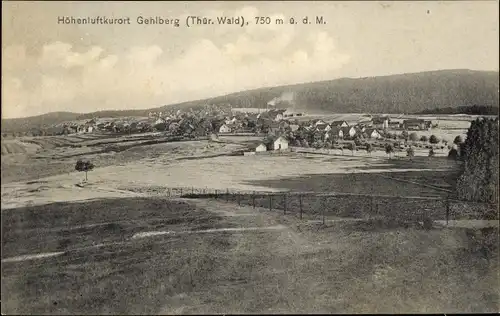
[1,134,249,184]
[2,196,498,314]
[2,128,498,314]
[1,140,42,155]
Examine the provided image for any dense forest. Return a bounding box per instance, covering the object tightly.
[207,69,499,114]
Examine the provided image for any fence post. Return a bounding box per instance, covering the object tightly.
[446,198,450,226]
[283,194,287,215]
[322,196,325,225]
[299,195,303,219]
[269,195,273,212]
[252,192,256,209]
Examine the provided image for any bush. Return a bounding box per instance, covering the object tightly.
[420,135,429,142]
[409,132,419,141]
[453,135,464,145]
[406,147,415,160]
[429,135,439,144]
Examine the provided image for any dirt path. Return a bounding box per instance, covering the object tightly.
[157,198,327,314]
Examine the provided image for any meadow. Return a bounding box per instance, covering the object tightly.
[1,116,498,314]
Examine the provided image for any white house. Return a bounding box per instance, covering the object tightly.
[372,116,390,130]
[328,127,343,139]
[341,126,357,138]
[315,119,326,126]
[365,128,382,139]
[86,126,94,133]
[255,143,267,152]
[331,120,349,128]
[273,136,289,150]
[274,113,284,121]
[155,118,166,125]
[219,124,232,133]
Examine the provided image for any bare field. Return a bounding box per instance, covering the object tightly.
[1,136,248,184]
[2,197,498,314]
[2,146,461,210]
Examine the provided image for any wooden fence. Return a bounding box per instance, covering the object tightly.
[135,186,498,223]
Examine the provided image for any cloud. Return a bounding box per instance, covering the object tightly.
[2,6,351,118]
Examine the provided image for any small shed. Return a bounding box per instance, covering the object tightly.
[273,136,289,151]
[255,143,267,152]
[219,124,232,133]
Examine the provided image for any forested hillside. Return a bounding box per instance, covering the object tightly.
[2,69,498,133]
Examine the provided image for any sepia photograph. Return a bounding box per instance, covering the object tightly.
[1,1,499,314]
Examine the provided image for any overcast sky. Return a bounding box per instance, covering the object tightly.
[2,1,499,118]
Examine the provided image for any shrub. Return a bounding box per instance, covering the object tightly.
[429,135,439,144]
[453,135,464,145]
[406,147,415,160]
[409,132,419,141]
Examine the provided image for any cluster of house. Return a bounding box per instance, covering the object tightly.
[244,115,435,153]
[24,101,433,139]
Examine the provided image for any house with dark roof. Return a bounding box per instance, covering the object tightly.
[372,116,390,129]
[341,126,357,139]
[330,120,349,128]
[403,119,431,130]
[364,128,382,139]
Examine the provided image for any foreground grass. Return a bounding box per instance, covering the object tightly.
[2,197,498,314]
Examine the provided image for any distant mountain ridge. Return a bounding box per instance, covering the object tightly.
[2,69,498,133]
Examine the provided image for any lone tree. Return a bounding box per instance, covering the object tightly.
[347,142,356,156]
[75,160,95,181]
[429,134,439,144]
[406,146,415,161]
[366,143,374,155]
[401,130,409,141]
[409,132,419,142]
[385,143,394,159]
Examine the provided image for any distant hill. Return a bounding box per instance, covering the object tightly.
[1,112,81,133]
[201,69,499,114]
[2,69,498,133]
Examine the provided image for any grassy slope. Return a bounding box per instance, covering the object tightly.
[1,197,498,314]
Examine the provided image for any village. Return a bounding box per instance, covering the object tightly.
[12,101,454,159]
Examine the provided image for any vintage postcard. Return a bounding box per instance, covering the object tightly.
[1,1,499,314]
